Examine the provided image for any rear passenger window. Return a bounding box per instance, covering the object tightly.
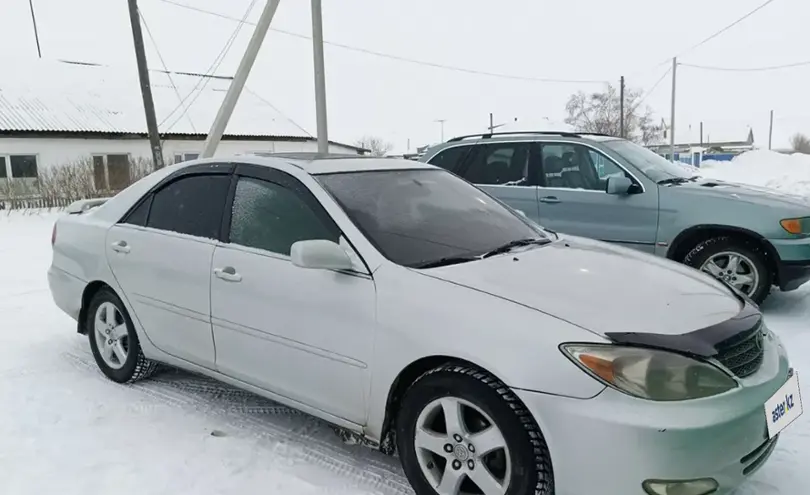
[427,146,468,173]
[229,177,339,256]
[147,175,230,239]
[122,197,151,226]
[460,143,531,186]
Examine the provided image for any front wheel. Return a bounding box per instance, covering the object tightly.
[683,236,772,304]
[396,364,553,495]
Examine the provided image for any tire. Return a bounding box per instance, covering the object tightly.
[683,236,772,304]
[85,287,158,383]
[396,364,553,495]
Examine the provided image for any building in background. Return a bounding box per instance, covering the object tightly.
[0,60,366,198]
[647,123,755,166]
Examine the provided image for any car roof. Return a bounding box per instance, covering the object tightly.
[249,152,434,175]
[422,131,623,157]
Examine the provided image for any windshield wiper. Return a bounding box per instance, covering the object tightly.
[482,237,551,258]
[413,255,480,269]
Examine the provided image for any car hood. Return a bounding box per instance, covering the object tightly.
[667,178,810,209]
[419,236,743,337]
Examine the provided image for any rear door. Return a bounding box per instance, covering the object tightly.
[536,141,659,252]
[105,165,232,369]
[427,142,541,222]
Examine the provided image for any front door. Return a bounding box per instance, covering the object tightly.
[210,171,376,425]
[536,142,659,252]
[105,172,231,369]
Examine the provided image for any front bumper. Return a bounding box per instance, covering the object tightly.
[769,236,810,291]
[516,333,790,495]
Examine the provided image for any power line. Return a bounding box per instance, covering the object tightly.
[677,0,779,57]
[138,8,196,133]
[680,60,810,72]
[244,86,313,137]
[160,0,257,132]
[151,0,609,84]
[633,66,672,110]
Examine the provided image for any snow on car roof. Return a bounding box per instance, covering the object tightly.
[252,153,436,175]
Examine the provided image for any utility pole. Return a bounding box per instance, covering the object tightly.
[619,76,625,138]
[310,0,329,154]
[28,0,42,58]
[768,110,774,150]
[435,119,446,142]
[489,113,494,134]
[700,121,704,146]
[203,0,281,158]
[669,57,677,162]
[127,0,164,170]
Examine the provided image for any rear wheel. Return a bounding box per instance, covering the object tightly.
[396,364,553,495]
[85,288,158,383]
[683,236,772,304]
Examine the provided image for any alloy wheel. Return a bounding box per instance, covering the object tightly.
[93,302,129,370]
[700,251,760,297]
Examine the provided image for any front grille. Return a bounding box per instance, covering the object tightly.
[714,324,765,378]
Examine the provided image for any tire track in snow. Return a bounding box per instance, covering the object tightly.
[61,345,413,494]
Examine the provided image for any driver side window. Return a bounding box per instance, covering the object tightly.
[541,143,627,191]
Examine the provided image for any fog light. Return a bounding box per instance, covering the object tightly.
[642,478,719,495]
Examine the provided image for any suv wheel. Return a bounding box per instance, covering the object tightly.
[683,236,772,304]
[396,364,553,495]
[85,288,158,383]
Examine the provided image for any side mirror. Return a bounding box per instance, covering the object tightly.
[291,240,354,271]
[606,175,633,195]
[514,209,527,217]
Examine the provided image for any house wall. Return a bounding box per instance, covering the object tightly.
[0,136,360,173]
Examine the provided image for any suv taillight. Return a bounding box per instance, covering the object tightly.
[51,223,57,247]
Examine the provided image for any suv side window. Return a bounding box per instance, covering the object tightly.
[459,142,531,186]
[427,146,469,173]
[541,143,627,191]
[147,174,230,239]
[228,176,340,256]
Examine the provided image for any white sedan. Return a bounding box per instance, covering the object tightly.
[48,154,799,495]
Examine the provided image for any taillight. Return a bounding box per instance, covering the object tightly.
[51,223,57,247]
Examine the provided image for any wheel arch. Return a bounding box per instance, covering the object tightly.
[77,280,114,334]
[666,224,781,282]
[379,355,509,455]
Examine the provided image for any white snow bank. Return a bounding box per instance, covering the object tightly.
[699,150,810,197]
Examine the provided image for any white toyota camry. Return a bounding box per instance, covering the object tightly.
[48,154,800,495]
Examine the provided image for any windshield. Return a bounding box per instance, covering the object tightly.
[602,139,695,183]
[315,169,548,268]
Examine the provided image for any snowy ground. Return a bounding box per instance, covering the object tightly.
[1,151,809,494]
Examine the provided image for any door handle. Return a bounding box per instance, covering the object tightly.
[539,196,561,204]
[213,266,242,283]
[110,240,131,254]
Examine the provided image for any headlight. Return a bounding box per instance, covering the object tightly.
[780,217,810,235]
[560,343,738,401]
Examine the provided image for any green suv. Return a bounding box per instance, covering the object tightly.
[420,131,810,304]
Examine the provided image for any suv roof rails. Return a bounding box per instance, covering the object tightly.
[444,130,613,143]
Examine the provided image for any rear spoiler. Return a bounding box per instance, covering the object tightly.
[66,197,111,215]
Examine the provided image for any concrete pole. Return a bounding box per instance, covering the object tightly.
[670,57,677,162]
[619,76,625,138]
[202,0,281,158]
[127,0,164,170]
[768,110,774,150]
[310,0,329,154]
[28,0,42,58]
[489,113,494,134]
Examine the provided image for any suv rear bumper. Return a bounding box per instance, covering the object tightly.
[777,259,810,291]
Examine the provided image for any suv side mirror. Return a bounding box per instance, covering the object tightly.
[606,175,634,195]
[291,240,354,271]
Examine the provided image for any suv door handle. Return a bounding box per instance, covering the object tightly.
[214,266,242,283]
[539,196,561,204]
[110,240,131,254]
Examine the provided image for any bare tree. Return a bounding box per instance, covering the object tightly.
[790,133,810,154]
[355,135,394,156]
[564,83,664,145]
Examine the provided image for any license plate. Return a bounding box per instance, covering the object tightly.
[765,370,803,439]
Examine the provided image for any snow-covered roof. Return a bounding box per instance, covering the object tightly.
[0,60,361,150]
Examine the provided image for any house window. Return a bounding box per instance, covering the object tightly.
[173,152,200,163]
[0,154,38,179]
[92,154,131,191]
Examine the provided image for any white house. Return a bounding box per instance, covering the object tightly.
[0,60,366,194]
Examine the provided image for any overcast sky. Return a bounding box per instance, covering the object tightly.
[1,0,808,152]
